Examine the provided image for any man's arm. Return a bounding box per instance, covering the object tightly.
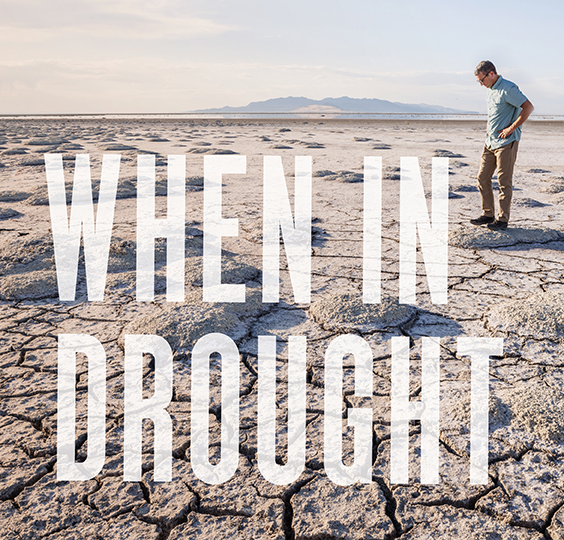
[498,99,534,139]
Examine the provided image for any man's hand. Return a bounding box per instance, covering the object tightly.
[498,100,534,139]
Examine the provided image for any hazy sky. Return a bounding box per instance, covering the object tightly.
[1,0,563,114]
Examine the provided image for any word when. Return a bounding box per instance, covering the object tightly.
[45,154,449,305]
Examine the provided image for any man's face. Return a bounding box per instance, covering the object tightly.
[476,70,495,88]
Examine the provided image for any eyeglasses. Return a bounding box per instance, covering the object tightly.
[477,72,490,84]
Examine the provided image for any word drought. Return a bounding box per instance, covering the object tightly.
[45,154,449,305]
[57,334,501,486]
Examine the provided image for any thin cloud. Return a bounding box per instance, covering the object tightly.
[0,59,559,114]
[0,0,234,40]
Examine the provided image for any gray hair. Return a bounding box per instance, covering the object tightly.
[475,60,497,76]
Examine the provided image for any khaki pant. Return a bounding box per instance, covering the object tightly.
[477,141,519,222]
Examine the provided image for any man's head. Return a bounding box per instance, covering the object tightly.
[475,60,498,88]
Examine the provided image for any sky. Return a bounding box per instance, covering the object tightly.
[1,0,563,114]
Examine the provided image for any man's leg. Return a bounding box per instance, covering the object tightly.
[495,141,519,223]
[476,145,497,218]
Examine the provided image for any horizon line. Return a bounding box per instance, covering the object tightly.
[0,112,562,120]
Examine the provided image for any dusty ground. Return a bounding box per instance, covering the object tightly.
[0,117,564,539]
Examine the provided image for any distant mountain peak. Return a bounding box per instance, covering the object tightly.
[194,96,475,114]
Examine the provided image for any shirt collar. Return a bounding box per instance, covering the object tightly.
[492,75,503,90]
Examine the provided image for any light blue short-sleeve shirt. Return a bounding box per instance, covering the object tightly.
[485,76,528,150]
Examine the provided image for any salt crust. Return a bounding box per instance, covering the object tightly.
[449,226,564,248]
[487,290,564,338]
[309,292,416,332]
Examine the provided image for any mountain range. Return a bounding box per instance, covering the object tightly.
[194,96,475,114]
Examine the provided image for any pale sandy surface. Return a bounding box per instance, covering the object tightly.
[0,118,564,539]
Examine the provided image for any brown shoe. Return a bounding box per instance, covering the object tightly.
[470,215,495,225]
[487,220,508,231]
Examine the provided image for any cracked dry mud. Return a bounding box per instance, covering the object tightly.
[0,118,564,539]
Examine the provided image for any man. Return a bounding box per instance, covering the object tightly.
[470,60,534,230]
